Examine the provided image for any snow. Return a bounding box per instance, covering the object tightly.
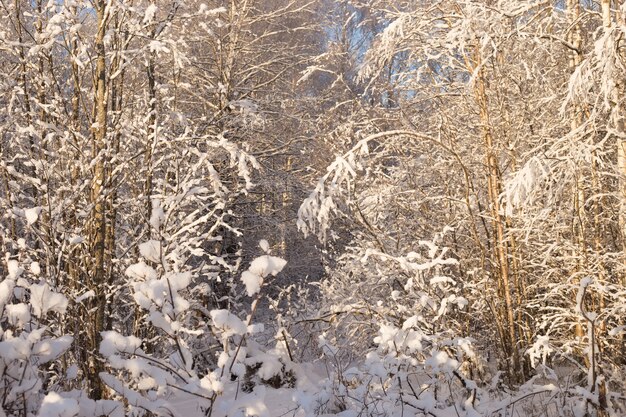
[150,200,166,230]
[125,261,158,281]
[38,392,79,417]
[139,240,162,263]
[199,5,227,15]
[222,385,270,417]
[247,323,264,334]
[168,272,192,291]
[143,3,157,23]
[65,393,124,417]
[608,325,626,336]
[317,333,338,356]
[0,278,15,310]
[32,335,74,363]
[148,310,177,333]
[201,371,224,394]
[3,3,626,416]
[241,255,287,297]
[68,235,84,245]
[74,290,95,303]
[373,323,400,350]
[248,256,287,278]
[527,335,553,368]
[404,329,425,353]
[247,352,283,380]
[576,277,593,315]
[131,270,192,315]
[24,207,41,225]
[364,352,387,378]
[241,270,263,297]
[430,275,456,286]
[30,283,68,317]
[6,303,30,327]
[425,350,459,374]
[7,260,24,279]
[149,40,171,55]
[210,309,247,337]
[99,331,142,357]
[0,337,30,361]
[66,365,79,380]
[99,373,167,414]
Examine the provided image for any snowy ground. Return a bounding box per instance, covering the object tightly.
[168,363,326,417]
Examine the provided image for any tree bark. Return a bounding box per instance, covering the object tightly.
[469,46,521,382]
[87,0,109,399]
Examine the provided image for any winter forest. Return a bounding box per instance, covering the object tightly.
[3,0,626,416]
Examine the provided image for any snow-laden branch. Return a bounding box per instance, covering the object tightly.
[297,130,463,241]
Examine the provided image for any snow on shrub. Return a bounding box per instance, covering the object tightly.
[98,243,289,417]
[0,257,74,417]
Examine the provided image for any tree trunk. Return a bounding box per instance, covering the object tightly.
[469,47,521,382]
[87,0,109,399]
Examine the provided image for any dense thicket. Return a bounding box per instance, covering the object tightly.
[0,1,625,417]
